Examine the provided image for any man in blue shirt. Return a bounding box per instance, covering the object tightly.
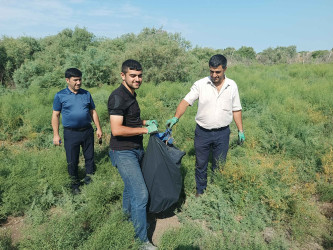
[52,68,102,194]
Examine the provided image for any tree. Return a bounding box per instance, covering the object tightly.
[235,46,256,60]
[0,36,41,87]
[13,27,96,88]
[257,46,297,64]
[0,45,7,86]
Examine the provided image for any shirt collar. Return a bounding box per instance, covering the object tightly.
[207,76,230,89]
[120,83,137,98]
[66,87,83,95]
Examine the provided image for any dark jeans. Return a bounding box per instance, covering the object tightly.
[194,124,230,194]
[64,126,95,187]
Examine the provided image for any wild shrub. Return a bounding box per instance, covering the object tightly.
[0,91,27,140]
[20,211,89,249]
[20,162,138,249]
[158,222,204,249]
[0,147,69,218]
[80,210,140,250]
[0,230,13,250]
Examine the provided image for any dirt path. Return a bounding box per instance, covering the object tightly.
[147,212,181,246]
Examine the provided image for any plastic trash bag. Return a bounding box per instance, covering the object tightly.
[142,129,186,213]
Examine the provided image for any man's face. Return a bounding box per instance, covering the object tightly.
[121,69,143,90]
[66,76,82,92]
[210,65,227,85]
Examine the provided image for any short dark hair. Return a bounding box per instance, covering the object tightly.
[65,68,82,78]
[121,59,142,73]
[209,54,227,69]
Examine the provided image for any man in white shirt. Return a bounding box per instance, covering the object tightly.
[166,54,245,197]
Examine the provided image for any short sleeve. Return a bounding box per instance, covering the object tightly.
[108,94,126,116]
[89,93,96,110]
[232,85,242,111]
[183,81,200,106]
[53,93,62,111]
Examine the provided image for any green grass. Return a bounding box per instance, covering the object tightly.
[0,63,332,248]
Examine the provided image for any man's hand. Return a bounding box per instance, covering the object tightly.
[96,128,103,140]
[53,135,62,146]
[165,117,179,129]
[238,131,245,145]
[147,123,158,134]
[145,120,158,127]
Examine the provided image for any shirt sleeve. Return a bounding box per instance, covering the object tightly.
[53,93,62,111]
[184,81,200,106]
[108,94,125,116]
[232,85,242,111]
[89,93,96,110]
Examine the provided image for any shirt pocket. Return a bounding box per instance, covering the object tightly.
[221,97,232,111]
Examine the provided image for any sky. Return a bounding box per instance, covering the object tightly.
[0,0,332,53]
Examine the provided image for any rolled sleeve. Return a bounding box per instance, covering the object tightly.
[184,81,200,106]
[232,86,242,111]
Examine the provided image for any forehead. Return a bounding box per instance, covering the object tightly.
[67,76,81,80]
[209,65,224,72]
[126,69,142,75]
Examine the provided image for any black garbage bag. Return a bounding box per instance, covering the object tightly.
[142,129,186,213]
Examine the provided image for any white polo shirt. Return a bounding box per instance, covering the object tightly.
[184,76,242,130]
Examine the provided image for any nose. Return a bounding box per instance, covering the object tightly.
[135,76,141,82]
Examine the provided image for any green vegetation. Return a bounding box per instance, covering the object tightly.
[1,27,332,89]
[0,28,332,249]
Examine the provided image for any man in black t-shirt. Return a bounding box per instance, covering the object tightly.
[107,59,158,247]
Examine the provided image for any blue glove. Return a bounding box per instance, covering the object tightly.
[147,123,158,134]
[146,119,158,127]
[238,131,245,145]
[165,117,179,129]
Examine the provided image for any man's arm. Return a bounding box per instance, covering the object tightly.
[52,110,61,145]
[165,99,190,128]
[174,99,190,119]
[110,115,148,136]
[90,109,103,139]
[233,110,243,132]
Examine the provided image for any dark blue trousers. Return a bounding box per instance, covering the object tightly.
[64,126,95,187]
[194,124,230,194]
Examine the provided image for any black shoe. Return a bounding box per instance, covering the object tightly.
[84,175,92,185]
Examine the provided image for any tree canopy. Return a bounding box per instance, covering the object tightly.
[1,27,331,88]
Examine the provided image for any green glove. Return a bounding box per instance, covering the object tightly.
[147,123,158,134]
[238,131,245,145]
[145,119,158,127]
[166,117,179,128]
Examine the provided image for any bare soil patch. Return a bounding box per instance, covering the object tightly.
[147,210,181,246]
[0,216,25,245]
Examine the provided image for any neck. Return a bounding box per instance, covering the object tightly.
[68,86,78,94]
[122,81,135,95]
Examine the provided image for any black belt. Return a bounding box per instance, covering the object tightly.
[197,124,229,132]
[64,125,92,131]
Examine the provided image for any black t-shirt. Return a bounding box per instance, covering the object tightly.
[108,84,143,150]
